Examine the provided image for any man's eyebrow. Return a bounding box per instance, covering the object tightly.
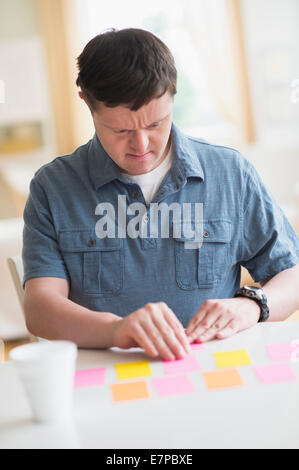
[146,114,169,126]
[106,114,170,131]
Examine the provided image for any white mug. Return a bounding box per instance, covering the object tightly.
[10,340,78,423]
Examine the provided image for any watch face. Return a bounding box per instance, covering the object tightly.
[244,286,264,300]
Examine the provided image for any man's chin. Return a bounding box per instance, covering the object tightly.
[121,157,159,175]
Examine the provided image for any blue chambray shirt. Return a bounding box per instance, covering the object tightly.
[22,123,299,327]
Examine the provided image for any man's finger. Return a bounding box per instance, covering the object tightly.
[130,322,160,358]
[185,308,207,337]
[162,305,190,355]
[150,313,186,360]
[141,315,177,361]
[216,320,239,339]
[196,315,231,342]
[187,310,220,341]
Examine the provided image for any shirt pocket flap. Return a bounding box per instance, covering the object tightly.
[59,230,122,252]
[201,219,231,243]
[173,219,231,243]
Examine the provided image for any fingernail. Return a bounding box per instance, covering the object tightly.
[177,351,186,360]
[199,334,207,341]
[166,353,175,361]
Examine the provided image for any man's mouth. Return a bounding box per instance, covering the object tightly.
[127,152,152,159]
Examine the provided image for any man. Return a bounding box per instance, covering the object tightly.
[23,28,299,361]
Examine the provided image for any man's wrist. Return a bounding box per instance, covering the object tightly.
[92,313,122,349]
[233,296,260,323]
[107,316,123,348]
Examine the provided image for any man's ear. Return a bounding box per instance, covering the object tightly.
[78,91,94,114]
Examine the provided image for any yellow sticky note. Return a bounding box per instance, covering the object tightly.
[213,349,251,368]
[114,360,152,380]
[111,381,150,402]
[203,368,244,390]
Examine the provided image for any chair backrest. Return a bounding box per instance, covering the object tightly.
[7,255,24,311]
[7,257,50,343]
[7,255,40,342]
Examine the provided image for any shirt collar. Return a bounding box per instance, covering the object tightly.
[170,122,204,181]
[88,122,204,191]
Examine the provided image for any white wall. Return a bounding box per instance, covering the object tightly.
[0,0,37,40]
[240,0,299,217]
[0,0,55,339]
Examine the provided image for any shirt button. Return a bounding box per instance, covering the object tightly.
[203,231,210,238]
[143,215,149,223]
[88,239,96,247]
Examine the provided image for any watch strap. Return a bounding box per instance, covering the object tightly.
[234,286,270,322]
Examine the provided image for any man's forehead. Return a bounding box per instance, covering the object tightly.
[94,92,173,129]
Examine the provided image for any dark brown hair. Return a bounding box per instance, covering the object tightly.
[76,28,177,111]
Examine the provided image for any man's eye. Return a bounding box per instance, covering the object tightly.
[149,122,160,128]
[114,130,128,134]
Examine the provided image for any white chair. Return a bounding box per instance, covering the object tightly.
[7,255,24,311]
[7,255,37,342]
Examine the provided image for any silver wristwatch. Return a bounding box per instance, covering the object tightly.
[234,285,270,322]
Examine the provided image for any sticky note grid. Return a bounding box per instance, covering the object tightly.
[74,340,298,403]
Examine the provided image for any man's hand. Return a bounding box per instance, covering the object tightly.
[185,298,260,343]
[111,302,190,361]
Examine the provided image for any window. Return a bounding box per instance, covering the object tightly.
[75,0,237,142]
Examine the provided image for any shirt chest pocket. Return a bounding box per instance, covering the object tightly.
[173,219,231,289]
[59,230,124,296]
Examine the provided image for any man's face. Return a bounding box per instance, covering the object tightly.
[89,91,173,175]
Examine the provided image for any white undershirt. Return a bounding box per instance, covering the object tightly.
[122,144,173,205]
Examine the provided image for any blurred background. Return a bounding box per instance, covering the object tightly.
[0,0,298,343]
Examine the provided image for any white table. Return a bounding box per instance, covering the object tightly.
[1,322,299,449]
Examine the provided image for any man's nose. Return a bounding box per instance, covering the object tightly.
[129,130,149,154]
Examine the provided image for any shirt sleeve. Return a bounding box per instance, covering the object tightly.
[240,159,299,283]
[22,175,70,287]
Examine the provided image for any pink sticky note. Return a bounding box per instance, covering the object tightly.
[163,354,201,374]
[74,367,106,387]
[152,375,195,396]
[254,363,296,384]
[266,343,298,361]
[190,342,204,351]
